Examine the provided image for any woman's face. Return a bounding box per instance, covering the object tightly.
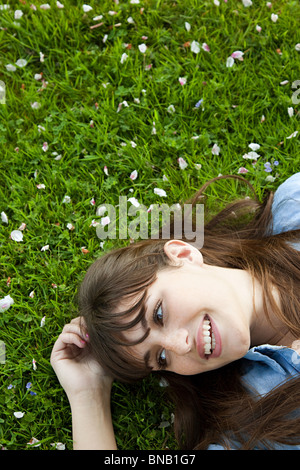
[121,240,255,376]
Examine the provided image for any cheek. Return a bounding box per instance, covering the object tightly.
[170,357,203,376]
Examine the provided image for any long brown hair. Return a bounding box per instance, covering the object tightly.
[78,175,300,449]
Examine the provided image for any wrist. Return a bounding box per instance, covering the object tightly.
[67,384,112,409]
[69,386,117,450]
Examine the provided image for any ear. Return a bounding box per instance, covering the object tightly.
[164,240,203,266]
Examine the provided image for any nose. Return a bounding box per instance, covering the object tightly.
[162,328,191,356]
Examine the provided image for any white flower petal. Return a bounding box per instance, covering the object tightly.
[212,143,220,155]
[5,64,17,72]
[15,59,27,67]
[27,437,41,447]
[11,230,23,242]
[130,170,138,180]
[286,131,298,139]
[248,143,260,151]
[226,57,234,68]
[138,43,147,53]
[31,101,41,109]
[242,151,261,160]
[265,175,276,182]
[178,157,188,170]
[101,216,110,226]
[128,197,140,207]
[51,442,66,450]
[96,205,107,216]
[154,188,167,197]
[82,4,92,12]
[231,51,244,60]
[190,40,200,54]
[1,212,8,224]
[14,10,23,19]
[0,295,14,311]
[120,53,128,64]
[167,105,175,113]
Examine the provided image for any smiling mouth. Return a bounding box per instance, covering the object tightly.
[197,314,221,360]
[203,316,216,356]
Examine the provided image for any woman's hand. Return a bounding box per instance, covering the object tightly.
[50,317,113,400]
[50,317,117,449]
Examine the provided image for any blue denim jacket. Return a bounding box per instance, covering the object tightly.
[209,173,300,450]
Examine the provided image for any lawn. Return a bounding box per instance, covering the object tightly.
[0,0,299,450]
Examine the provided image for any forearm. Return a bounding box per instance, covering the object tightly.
[69,388,117,450]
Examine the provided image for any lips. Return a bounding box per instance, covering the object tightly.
[196,314,222,360]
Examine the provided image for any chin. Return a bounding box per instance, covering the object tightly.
[226,330,251,363]
[235,334,251,359]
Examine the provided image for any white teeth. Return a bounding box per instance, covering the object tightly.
[203,318,216,355]
[212,332,216,350]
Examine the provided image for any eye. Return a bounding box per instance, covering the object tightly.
[153,301,167,368]
[153,300,164,325]
[157,348,167,369]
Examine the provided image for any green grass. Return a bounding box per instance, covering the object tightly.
[0,0,299,450]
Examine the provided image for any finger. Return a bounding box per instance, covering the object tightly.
[70,316,82,325]
[55,331,87,353]
[50,332,84,367]
[70,317,88,335]
[70,316,87,328]
[62,322,89,340]
[62,322,82,335]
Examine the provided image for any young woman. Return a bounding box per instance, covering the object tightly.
[51,173,300,450]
